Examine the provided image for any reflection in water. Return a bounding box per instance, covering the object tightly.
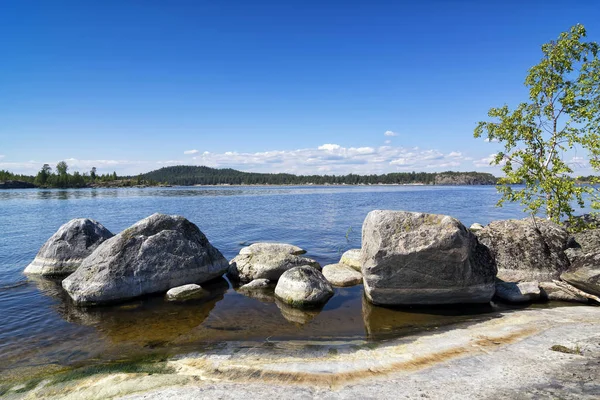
[362,295,499,340]
[275,298,321,325]
[29,276,228,347]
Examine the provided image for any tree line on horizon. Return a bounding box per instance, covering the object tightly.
[0,162,119,188]
[1,163,500,187]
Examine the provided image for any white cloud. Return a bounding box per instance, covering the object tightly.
[448,151,462,158]
[318,144,341,151]
[0,155,4,159]
[184,149,199,155]
[484,138,499,143]
[384,140,391,144]
[473,154,500,168]
[384,130,398,137]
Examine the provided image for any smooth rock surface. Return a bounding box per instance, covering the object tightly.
[322,263,362,287]
[274,266,334,308]
[539,281,591,303]
[24,218,113,276]
[469,222,484,232]
[476,218,570,282]
[361,210,497,305]
[495,281,541,303]
[561,263,600,297]
[239,278,271,290]
[228,246,320,283]
[339,249,361,271]
[239,243,306,256]
[165,284,208,301]
[62,213,229,305]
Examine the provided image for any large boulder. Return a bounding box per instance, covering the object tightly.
[565,229,600,266]
[361,210,496,306]
[228,243,320,283]
[24,218,113,276]
[274,265,334,308]
[322,263,362,287]
[62,213,229,305]
[475,218,570,282]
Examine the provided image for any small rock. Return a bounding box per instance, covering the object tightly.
[322,263,362,287]
[274,265,334,308]
[469,223,484,232]
[339,249,361,271]
[239,242,306,256]
[495,281,541,303]
[239,278,271,290]
[166,284,208,301]
[228,245,320,283]
[24,218,114,276]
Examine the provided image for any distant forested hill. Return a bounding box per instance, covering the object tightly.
[139,165,498,186]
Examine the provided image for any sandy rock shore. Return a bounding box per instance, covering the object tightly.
[6,306,598,400]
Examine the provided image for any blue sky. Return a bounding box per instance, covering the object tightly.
[1,0,599,176]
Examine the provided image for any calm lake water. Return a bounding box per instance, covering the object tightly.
[0,185,564,376]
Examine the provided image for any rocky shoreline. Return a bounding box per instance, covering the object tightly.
[7,209,600,398]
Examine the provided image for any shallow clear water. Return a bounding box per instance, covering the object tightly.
[0,185,568,375]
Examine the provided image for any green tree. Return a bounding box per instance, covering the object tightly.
[90,167,97,181]
[35,164,52,186]
[56,161,68,176]
[474,24,600,223]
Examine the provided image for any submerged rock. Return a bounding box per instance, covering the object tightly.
[274,265,334,308]
[228,243,320,283]
[322,263,362,287]
[62,213,229,305]
[340,249,362,271]
[495,281,541,303]
[476,218,570,282]
[361,210,496,306]
[24,218,113,276]
[166,284,209,301]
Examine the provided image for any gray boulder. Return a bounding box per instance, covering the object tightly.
[561,261,600,297]
[539,281,592,303]
[361,210,496,306]
[239,243,306,256]
[274,265,334,308]
[228,244,320,283]
[476,218,570,282]
[24,218,113,276]
[565,229,600,265]
[62,213,229,305]
[322,263,362,287]
[166,284,209,301]
[239,278,271,291]
[340,249,361,271]
[495,281,541,303]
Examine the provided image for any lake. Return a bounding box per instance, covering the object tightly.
[0,185,553,377]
